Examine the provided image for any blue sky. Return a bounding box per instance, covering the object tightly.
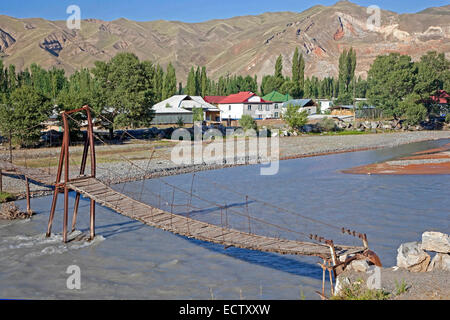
[0,0,448,22]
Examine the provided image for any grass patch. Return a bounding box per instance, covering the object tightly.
[394,279,409,296]
[332,279,391,301]
[0,192,16,203]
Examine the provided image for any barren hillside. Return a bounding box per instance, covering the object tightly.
[0,1,449,82]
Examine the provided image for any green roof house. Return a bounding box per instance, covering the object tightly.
[262,91,293,103]
[260,91,293,119]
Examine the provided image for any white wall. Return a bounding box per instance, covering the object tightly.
[219,102,282,120]
[319,101,333,113]
[219,103,245,120]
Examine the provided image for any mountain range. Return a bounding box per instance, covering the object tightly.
[0,1,449,82]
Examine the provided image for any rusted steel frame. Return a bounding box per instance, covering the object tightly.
[25,177,31,214]
[317,260,336,298]
[90,199,95,240]
[46,130,66,238]
[86,106,96,178]
[63,113,70,243]
[86,106,97,240]
[341,228,369,249]
[64,106,88,115]
[356,250,383,267]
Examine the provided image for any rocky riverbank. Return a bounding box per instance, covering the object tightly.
[335,231,450,300]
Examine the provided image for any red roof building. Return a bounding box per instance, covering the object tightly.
[216,92,278,121]
[204,96,227,104]
[219,91,271,104]
[431,90,450,105]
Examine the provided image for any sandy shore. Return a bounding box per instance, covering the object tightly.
[1,130,449,197]
[343,142,450,175]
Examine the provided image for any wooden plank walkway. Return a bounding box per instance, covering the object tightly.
[68,178,364,260]
[0,160,365,260]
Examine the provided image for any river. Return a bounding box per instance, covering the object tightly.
[1,139,449,299]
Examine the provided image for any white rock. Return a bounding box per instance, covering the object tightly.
[428,253,450,272]
[348,260,370,272]
[422,232,450,254]
[334,277,351,296]
[397,242,431,272]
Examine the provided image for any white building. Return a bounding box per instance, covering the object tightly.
[151,95,220,124]
[217,92,274,121]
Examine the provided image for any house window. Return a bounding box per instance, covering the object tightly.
[265,105,270,111]
[274,104,278,109]
[258,105,263,111]
[275,112,279,118]
[248,105,252,111]
[229,105,231,111]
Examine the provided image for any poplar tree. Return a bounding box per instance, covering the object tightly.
[201,66,208,97]
[292,48,300,83]
[162,63,177,100]
[186,67,196,96]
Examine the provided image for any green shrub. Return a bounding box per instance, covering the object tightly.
[0,192,16,203]
[193,107,204,122]
[283,104,308,132]
[445,113,450,124]
[398,94,428,125]
[239,115,257,131]
[394,280,409,296]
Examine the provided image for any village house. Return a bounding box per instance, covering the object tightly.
[282,99,317,115]
[430,90,450,107]
[329,105,355,117]
[316,99,333,114]
[262,91,293,119]
[151,95,220,125]
[216,92,274,123]
[430,90,450,116]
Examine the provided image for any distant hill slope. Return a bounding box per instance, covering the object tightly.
[418,5,450,15]
[0,1,449,82]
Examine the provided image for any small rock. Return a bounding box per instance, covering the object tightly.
[427,253,450,272]
[397,242,431,272]
[422,231,450,253]
[347,260,370,272]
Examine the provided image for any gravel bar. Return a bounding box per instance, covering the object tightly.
[1,131,449,197]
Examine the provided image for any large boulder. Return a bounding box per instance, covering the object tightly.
[427,253,450,272]
[422,232,450,253]
[397,242,431,272]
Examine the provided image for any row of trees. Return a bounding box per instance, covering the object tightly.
[185,66,258,97]
[0,48,449,146]
[367,51,450,121]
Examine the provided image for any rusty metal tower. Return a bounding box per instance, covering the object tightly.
[46,105,97,243]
